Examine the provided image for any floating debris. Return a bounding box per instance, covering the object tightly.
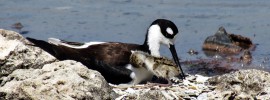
[11,22,24,30]
[11,22,29,34]
[187,49,199,55]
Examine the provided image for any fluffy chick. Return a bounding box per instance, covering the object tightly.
[129,51,180,85]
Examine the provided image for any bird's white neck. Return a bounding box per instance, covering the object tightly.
[147,25,162,57]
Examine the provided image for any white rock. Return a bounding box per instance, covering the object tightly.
[197,93,208,100]
[0,29,56,77]
[125,88,136,94]
[0,60,116,100]
[195,75,209,83]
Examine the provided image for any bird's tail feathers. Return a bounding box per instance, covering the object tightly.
[26,37,57,56]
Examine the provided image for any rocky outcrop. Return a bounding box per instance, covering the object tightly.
[203,27,254,56]
[0,60,116,100]
[1,29,270,100]
[0,29,56,77]
[0,29,116,99]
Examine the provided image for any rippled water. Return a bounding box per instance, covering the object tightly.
[1,0,270,71]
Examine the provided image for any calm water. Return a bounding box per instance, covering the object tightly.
[1,0,270,71]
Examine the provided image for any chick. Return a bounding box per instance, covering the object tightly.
[129,51,180,86]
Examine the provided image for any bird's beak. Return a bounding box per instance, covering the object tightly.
[169,44,185,79]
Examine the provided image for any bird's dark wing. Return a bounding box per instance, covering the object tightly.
[26,37,146,84]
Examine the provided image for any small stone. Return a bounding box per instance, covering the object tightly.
[195,75,209,83]
[125,88,136,94]
[11,22,24,30]
[235,92,253,100]
[187,49,199,55]
[197,93,208,100]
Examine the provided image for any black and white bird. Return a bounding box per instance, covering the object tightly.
[26,19,185,84]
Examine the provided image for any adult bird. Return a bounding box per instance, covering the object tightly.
[26,19,185,84]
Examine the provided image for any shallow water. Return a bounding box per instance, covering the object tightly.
[1,0,270,71]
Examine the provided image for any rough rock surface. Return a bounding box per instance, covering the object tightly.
[0,29,56,77]
[0,60,116,100]
[112,69,270,100]
[0,29,116,99]
[207,69,270,100]
[111,75,211,100]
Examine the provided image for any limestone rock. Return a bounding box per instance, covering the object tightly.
[112,75,211,100]
[0,29,116,99]
[0,60,116,100]
[205,69,270,99]
[0,29,56,77]
[113,69,270,100]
